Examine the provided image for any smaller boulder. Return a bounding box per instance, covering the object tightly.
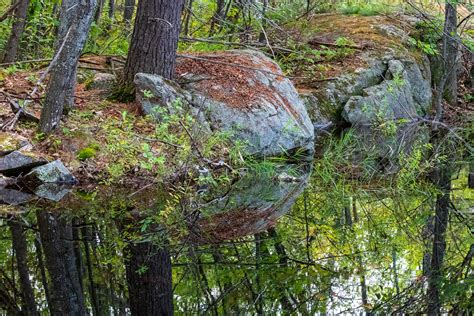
[34,184,72,202]
[86,73,116,92]
[22,160,77,186]
[0,151,48,176]
[0,175,15,187]
[0,133,29,156]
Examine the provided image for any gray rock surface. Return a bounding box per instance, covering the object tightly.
[0,151,48,176]
[86,72,116,91]
[342,57,432,125]
[135,50,314,157]
[22,160,77,186]
[0,188,36,205]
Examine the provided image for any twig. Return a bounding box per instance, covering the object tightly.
[0,0,20,23]
[308,38,366,50]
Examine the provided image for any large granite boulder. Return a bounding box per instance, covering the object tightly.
[135,50,314,157]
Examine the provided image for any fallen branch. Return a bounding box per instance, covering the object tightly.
[179,36,294,53]
[308,38,367,50]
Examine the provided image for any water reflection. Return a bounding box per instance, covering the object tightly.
[0,129,472,314]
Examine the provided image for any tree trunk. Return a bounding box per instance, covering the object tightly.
[427,162,452,315]
[2,0,30,63]
[122,0,185,87]
[95,0,105,23]
[124,240,173,315]
[36,211,86,315]
[9,220,38,315]
[34,236,51,311]
[209,0,225,36]
[38,0,96,133]
[123,0,135,22]
[433,2,458,120]
[108,0,115,19]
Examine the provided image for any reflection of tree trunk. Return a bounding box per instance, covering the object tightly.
[8,220,38,315]
[422,216,435,277]
[82,226,100,316]
[34,236,51,310]
[125,239,173,315]
[392,249,400,296]
[267,227,293,312]
[36,210,86,315]
[254,233,265,315]
[188,246,217,316]
[427,163,451,315]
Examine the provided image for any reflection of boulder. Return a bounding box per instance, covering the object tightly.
[348,123,428,175]
[187,165,312,244]
[135,50,314,157]
[0,188,36,205]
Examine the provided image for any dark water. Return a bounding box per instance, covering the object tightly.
[0,127,472,315]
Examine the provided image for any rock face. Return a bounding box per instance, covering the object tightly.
[22,160,77,186]
[299,16,433,128]
[135,50,314,157]
[341,57,432,125]
[0,151,48,176]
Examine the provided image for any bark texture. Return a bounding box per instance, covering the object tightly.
[123,0,185,85]
[9,220,38,315]
[2,0,30,63]
[123,0,135,22]
[39,0,97,133]
[124,240,173,315]
[36,211,86,315]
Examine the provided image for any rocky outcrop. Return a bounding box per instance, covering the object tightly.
[135,50,314,157]
[299,16,433,128]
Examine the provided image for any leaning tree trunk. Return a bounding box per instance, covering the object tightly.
[2,0,30,63]
[122,0,185,87]
[38,0,96,133]
[9,220,38,315]
[36,210,87,315]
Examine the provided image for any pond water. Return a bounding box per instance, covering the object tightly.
[0,127,472,315]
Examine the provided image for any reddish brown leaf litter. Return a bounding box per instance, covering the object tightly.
[176,51,302,122]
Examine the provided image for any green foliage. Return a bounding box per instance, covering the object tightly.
[408,37,439,56]
[77,146,98,161]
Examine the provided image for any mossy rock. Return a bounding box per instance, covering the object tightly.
[0,133,29,156]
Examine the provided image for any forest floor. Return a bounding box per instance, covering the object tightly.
[0,14,472,186]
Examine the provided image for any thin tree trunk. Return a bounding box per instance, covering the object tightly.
[94,0,105,23]
[427,162,452,315]
[123,0,135,23]
[122,0,185,87]
[2,0,30,63]
[82,226,100,316]
[36,210,86,315]
[39,0,97,133]
[209,0,225,36]
[108,0,115,19]
[433,1,458,120]
[9,220,38,315]
[34,236,51,311]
